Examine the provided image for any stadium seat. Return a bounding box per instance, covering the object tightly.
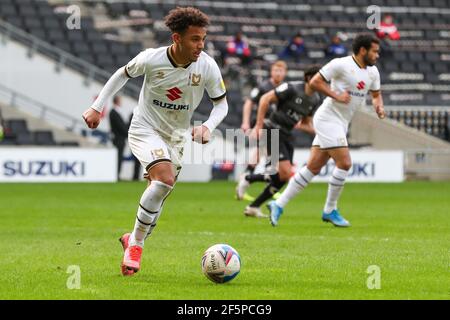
[34,131,57,146]
[29,29,46,40]
[425,94,444,106]
[400,62,419,73]
[409,52,424,63]
[67,30,85,42]
[0,3,17,17]
[399,0,416,7]
[53,41,72,53]
[92,43,109,55]
[48,30,66,43]
[59,141,80,147]
[109,42,128,56]
[73,43,91,56]
[3,16,24,29]
[6,119,29,135]
[417,62,433,73]
[36,5,54,17]
[16,132,35,145]
[43,18,60,30]
[393,51,408,62]
[18,6,38,18]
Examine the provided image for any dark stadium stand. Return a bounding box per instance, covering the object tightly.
[386,108,449,140]
[0,118,79,146]
[0,0,143,72]
[0,0,448,145]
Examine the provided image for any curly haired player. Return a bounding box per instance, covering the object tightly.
[82,7,228,275]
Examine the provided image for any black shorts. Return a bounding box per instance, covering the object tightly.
[265,126,294,164]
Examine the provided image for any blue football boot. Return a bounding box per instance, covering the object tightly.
[322,209,350,227]
[267,200,283,227]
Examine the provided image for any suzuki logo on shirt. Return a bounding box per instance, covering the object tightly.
[166,87,183,101]
[357,81,366,90]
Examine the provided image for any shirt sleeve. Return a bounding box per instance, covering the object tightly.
[319,58,343,82]
[206,59,227,101]
[249,86,261,103]
[125,49,151,78]
[370,67,381,91]
[274,82,295,103]
[308,95,322,117]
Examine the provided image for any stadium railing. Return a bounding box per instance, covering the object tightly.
[0,19,231,133]
[0,19,141,98]
[0,83,86,136]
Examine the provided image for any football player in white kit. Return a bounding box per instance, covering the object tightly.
[82,7,228,275]
[268,34,385,227]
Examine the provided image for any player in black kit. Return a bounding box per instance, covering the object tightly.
[240,60,288,134]
[236,65,322,218]
[237,61,288,201]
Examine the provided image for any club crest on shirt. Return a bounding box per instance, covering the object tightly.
[190,73,201,86]
[151,148,166,159]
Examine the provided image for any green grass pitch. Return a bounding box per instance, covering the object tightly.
[0,181,448,300]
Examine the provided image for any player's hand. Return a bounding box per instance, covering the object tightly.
[250,125,263,140]
[375,105,385,119]
[82,108,101,129]
[335,91,351,104]
[191,125,210,144]
[240,122,251,134]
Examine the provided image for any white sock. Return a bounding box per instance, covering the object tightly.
[144,206,163,241]
[275,166,315,208]
[129,181,173,247]
[324,167,349,214]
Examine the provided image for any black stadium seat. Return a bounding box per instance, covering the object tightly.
[34,131,57,146]
[0,3,17,17]
[53,41,71,53]
[7,119,28,135]
[16,132,34,145]
[43,19,60,30]
[59,141,80,147]
[48,30,65,42]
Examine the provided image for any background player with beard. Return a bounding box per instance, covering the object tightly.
[268,33,385,227]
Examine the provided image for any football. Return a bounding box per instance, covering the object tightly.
[201,244,241,284]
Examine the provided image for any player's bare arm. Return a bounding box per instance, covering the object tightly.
[294,116,315,135]
[310,73,351,104]
[251,90,278,140]
[371,90,385,119]
[241,98,254,132]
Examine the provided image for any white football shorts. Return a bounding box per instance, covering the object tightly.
[312,116,349,150]
[128,127,183,176]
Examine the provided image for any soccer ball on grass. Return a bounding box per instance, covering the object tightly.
[201,244,241,284]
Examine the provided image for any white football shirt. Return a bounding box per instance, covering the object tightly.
[126,46,226,142]
[315,55,380,125]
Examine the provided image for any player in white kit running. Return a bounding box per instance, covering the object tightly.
[82,7,228,275]
[268,34,385,227]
